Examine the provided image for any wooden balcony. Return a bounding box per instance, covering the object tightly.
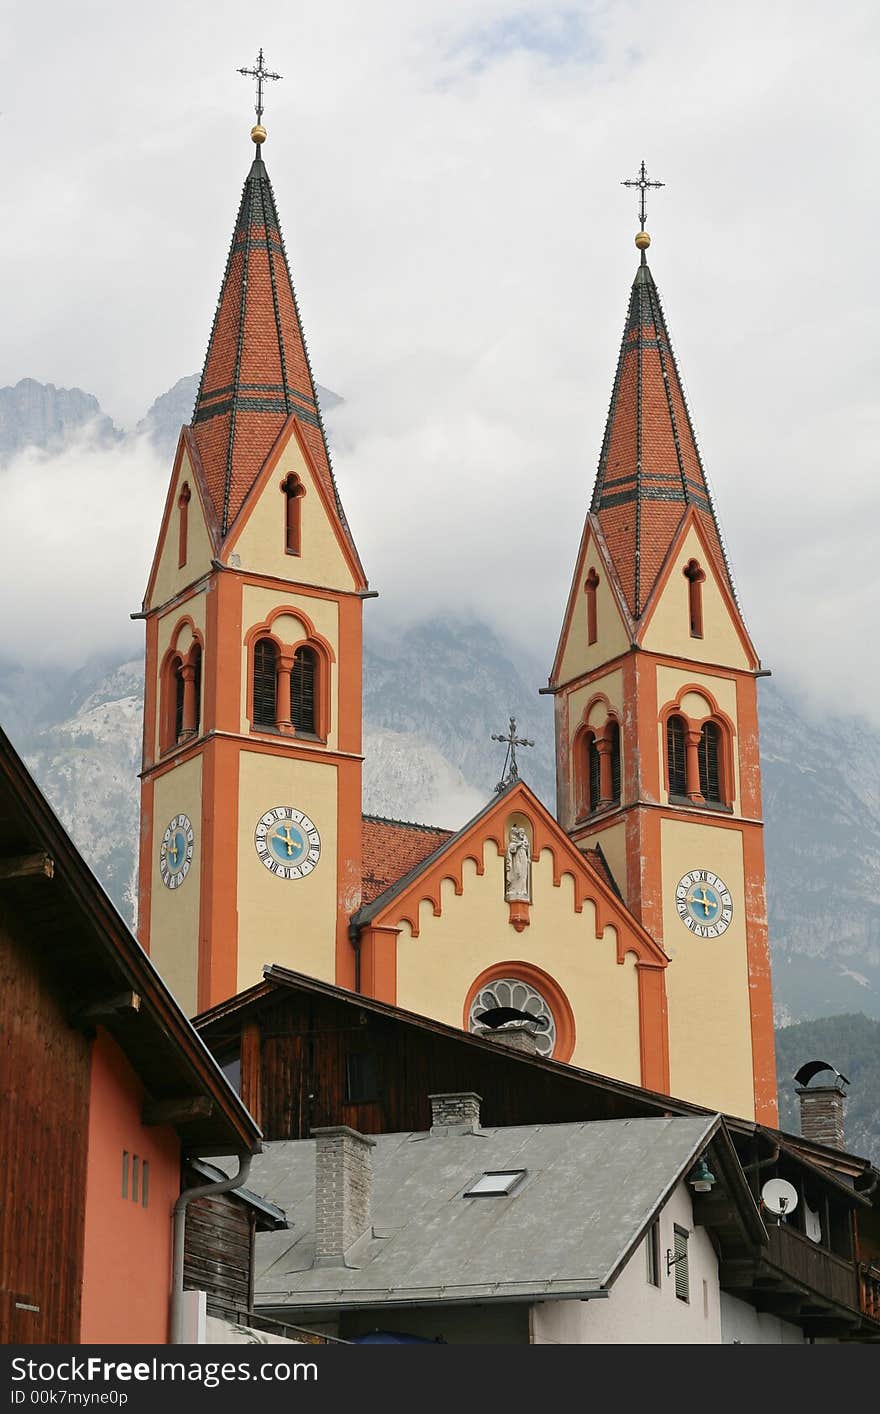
[765,1223,859,1311]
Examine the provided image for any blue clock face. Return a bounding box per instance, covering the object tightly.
[254,806,321,881]
[675,870,733,938]
[159,814,194,889]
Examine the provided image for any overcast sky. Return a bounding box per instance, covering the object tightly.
[2,1,878,726]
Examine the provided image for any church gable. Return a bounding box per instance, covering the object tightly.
[354,782,669,1092]
[144,430,217,612]
[551,519,631,689]
[222,416,365,592]
[637,510,758,670]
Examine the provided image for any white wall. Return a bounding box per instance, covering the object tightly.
[720,1293,806,1345]
[531,1182,722,1344]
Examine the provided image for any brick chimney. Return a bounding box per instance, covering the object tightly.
[475,1021,540,1055]
[312,1126,376,1265]
[429,1092,482,1135]
[794,1062,849,1151]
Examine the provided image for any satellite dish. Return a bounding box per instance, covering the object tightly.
[761,1178,799,1219]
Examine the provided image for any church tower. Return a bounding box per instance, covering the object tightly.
[137,123,368,1015]
[549,204,777,1124]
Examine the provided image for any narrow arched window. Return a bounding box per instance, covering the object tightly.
[190,643,202,737]
[585,567,600,646]
[684,559,705,638]
[282,473,304,556]
[253,638,279,729]
[173,659,185,743]
[291,646,317,734]
[608,720,621,804]
[178,483,191,569]
[667,715,687,798]
[698,721,721,804]
[585,731,601,813]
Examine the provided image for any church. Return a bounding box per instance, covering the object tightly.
[136,114,777,1129]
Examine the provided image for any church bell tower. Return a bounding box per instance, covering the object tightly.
[549,171,777,1123]
[137,110,368,1015]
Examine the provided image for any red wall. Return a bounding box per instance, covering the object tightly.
[80,1028,181,1344]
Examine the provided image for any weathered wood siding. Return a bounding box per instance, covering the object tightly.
[0,904,91,1342]
[183,1186,254,1320]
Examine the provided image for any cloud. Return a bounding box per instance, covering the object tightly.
[2,1,879,721]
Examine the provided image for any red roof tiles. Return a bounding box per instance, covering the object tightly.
[591,259,734,617]
[361,815,453,905]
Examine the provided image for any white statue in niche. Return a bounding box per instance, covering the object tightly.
[504,825,531,902]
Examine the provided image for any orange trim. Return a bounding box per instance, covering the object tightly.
[742,825,778,1123]
[137,775,154,954]
[141,614,159,775]
[197,736,239,1011]
[636,506,760,669]
[659,684,737,809]
[549,516,633,688]
[508,899,530,932]
[143,429,220,610]
[158,619,205,757]
[463,961,576,1063]
[357,923,399,1003]
[735,674,763,820]
[281,472,304,556]
[243,605,335,742]
[177,482,191,569]
[222,414,367,589]
[585,567,600,646]
[636,963,670,1092]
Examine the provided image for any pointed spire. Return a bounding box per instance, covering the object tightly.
[590,254,734,618]
[190,141,356,551]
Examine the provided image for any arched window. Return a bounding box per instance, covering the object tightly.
[584,567,600,646]
[583,731,600,813]
[667,715,687,798]
[178,483,191,569]
[608,720,621,804]
[291,645,317,734]
[698,721,721,804]
[282,473,304,556]
[190,643,202,737]
[684,559,706,638]
[253,638,279,730]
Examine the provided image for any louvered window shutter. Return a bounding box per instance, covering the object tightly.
[173,660,184,742]
[192,645,202,735]
[667,716,687,797]
[674,1226,689,1301]
[253,639,278,729]
[609,721,621,803]
[699,722,721,803]
[291,647,317,734]
[588,735,601,812]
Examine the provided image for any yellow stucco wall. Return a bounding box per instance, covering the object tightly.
[660,816,755,1119]
[240,584,340,749]
[148,448,214,611]
[557,536,630,685]
[655,664,741,809]
[641,525,750,669]
[154,594,208,760]
[149,755,203,1016]
[393,844,642,1085]
[235,750,338,993]
[230,431,357,591]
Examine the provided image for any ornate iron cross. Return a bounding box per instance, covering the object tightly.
[491,717,534,793]
[237,48,283,126]
[621,160,664,231]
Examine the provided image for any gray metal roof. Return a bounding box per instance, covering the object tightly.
[244,1115,719,1312]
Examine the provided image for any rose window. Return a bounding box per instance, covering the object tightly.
[468,978,556,1058]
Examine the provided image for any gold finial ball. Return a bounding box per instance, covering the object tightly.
[635,230,651,251]
[251,124,267,145]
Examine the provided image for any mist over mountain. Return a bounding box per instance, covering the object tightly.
[0,378,120,459]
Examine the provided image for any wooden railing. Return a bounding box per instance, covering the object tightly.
[859,1265,880,1322]
[767,1223,859,1311]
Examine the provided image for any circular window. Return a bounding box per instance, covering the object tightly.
[467,978,556,1058]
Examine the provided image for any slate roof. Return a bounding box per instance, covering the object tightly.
[590,258,735,618]
[190,148,357,556]
[361,815,454,905]
[246,1115,720,1311]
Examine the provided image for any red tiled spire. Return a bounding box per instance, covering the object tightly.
[191,148,355,546]
[590,257,734,618]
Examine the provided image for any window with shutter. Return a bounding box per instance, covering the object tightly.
[173,659,184,743]
[253,638,278,729]
[587,733,601,813]
[191,644,202,736]
[667,716,687,797]
[609,721,621,804]
[698,721,721,803]
[674,1225,689,1302]
[291,646,317,734]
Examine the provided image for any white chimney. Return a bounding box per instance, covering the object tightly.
[312,1126,376,1265]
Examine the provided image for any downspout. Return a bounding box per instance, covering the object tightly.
[170,1153,252,1344]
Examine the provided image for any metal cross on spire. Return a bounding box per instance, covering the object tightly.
[491,717,534,794]
[237,47,282,127]
[621,160,664,231]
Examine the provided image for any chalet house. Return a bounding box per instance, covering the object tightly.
[195,965,880,1343]
[0,727,263,1344]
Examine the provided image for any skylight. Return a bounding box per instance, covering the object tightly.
[463,1170,526,1198]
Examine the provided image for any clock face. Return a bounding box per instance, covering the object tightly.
[255,806,321,880]
[675,870,733,937]
[160,814,194,889]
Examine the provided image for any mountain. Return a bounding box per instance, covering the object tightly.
[775,1014,880,1164]
[137,373,343,461]
[0,378,120,460]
